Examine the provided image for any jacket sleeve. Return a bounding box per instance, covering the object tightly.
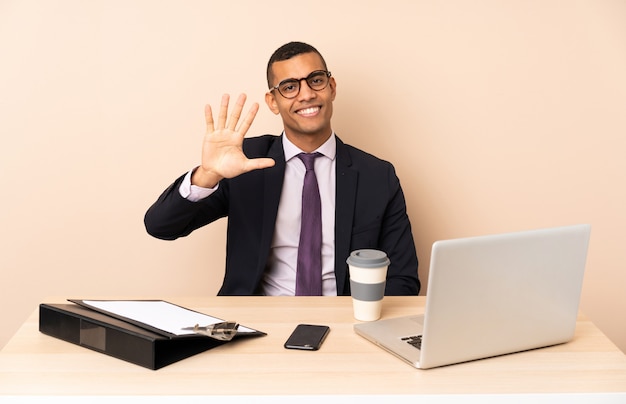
[144,173,229,240]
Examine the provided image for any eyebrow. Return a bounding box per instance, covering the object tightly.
[276,70,325,85]
[274,67,326,83]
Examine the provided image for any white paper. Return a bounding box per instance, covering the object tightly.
[81,300,255,336]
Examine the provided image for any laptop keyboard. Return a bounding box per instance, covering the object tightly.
[402,335,423,350]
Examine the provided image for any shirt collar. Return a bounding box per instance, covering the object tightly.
[282,132,337,162]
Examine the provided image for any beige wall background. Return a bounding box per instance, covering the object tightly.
[1,0,625,352]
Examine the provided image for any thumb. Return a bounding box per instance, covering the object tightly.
[243,157,275,173]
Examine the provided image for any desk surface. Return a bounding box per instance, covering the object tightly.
[1,296,626,397]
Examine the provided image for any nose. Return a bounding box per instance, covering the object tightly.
[297,78,316,100]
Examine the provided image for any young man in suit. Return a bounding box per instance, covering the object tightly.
[145,41,420,296]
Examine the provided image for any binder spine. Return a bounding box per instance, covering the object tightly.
[38,303,229,370]
[39,304,157,369]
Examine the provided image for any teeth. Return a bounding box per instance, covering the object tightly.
[297,107,319,115]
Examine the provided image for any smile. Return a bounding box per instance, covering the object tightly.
[296,106,320,116]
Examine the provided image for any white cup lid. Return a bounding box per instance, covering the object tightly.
[346,249,390,268]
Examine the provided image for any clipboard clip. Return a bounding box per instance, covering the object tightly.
[181,321,240,341]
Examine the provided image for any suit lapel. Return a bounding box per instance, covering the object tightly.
[255,135,357,295]
[334,137,357,294]
[257,137,286,274]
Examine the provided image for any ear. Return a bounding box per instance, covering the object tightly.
[265,92,280,115]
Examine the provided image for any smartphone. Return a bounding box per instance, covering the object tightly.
[284,324,330,351]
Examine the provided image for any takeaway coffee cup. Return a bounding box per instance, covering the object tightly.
[347,249,390,321]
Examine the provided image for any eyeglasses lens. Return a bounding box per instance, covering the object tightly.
[278,71,329,98]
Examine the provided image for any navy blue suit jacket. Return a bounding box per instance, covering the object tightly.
[144,135,420,295]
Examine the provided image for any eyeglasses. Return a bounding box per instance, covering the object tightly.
[269,70,332,99]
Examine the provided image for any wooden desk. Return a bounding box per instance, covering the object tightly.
[1,296,626,400]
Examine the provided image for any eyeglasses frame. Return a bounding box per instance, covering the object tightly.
[269,70,332,99]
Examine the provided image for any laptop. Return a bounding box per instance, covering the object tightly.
[354,224,591,369]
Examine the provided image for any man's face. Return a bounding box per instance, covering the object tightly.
[265,52,336,142]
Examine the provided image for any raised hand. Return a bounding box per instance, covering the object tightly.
[191,94,275,188]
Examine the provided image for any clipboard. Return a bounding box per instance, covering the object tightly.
[39,300,266,370]
[68,299,265,338]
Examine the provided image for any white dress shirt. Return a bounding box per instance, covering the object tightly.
[179,133,338,296]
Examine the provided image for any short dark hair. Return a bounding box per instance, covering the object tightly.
[266,41,328,88]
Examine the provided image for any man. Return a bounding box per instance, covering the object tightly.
[145,41,420,296]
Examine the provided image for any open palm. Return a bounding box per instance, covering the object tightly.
[193,94,275,187]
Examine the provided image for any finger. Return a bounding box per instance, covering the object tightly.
[227,93,247,131]
[236,102,259,137]
[243,157,276,173]
[204,104,215,134]
[217,94,230,130]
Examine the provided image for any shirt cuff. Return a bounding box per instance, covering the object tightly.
[179,169,218,202]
